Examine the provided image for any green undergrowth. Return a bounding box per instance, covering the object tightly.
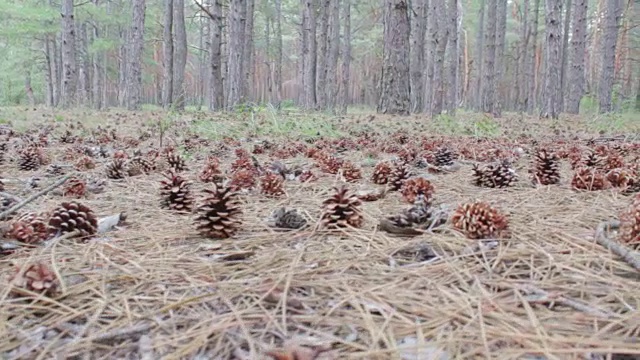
[432,112,503,137]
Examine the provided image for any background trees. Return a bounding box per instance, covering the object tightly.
[0,0,637,115]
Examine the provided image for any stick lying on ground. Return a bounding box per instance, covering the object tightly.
[594,220,640,272]
[0,174,73,220]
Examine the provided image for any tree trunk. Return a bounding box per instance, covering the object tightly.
[481,0,497,114]
[243,0,255,102]
[493,0,507,116]
[597,0,623,113]
[173,0,187,110]
[445,0,460,112]
[77,23,90,106]
[378,0,411,115]
[540,0,562,119]
[409,0,425,113]
[209,0,224,110]
[422,0,435,113]
[162,0,174,108]
[565,0,588,113]
[25,72,35,107]
[297,0,306,106]
[431,1,449,115]
[227,0,246,109]
[126,0,146,110]
[559,0,571,110]
[274,0,283,105]
[316,0,330,109]
[60,0,77,108]
[303,0,317,109]
[44,37,55,107]
[472,0,485,110]
[325,0,341,111]
[92,9,103,110]
[118,27,128,107]
[526,0,540,114]
[517,0,529,111]
[338,0,351,114]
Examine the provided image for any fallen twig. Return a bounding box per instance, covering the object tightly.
[0,174,74,220]
[91,322,155,344]
[595,220,640,272]
[0,191,24,204]
[519,285,618,319]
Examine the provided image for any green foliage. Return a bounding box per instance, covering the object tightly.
[586,112,640,134]
[432,113,501,137]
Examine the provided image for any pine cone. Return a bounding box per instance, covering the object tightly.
[194,182,242,238]
[62,177,86,198]
[160,171,194,213]
[260,173,286,197]
[9,263,58,296]
[532,149,560,185]
[320,186,363,229]
[17,146,42,171]
[451,201,509,239]
[230,169,257,190]
[231,155,256,173]
[372,161,393,184]
[74,156,96,171]
[606,168,634,188]
[128,157,155,175]
[473,160,517,188]
[113,150,129,159]
[48,201,98,238]
[59,130,76,144]
[379,195,445,235]
[199,157,223,183]
[571,167,611,191]
[87,177,107,194]
[8,213,49,244]
[341,161,362,183]
[167,152,187,172]
[434,147,456,167]
[619,195,640,249]
[604,153,625,171]
[268,207,307,229]
[389,162,412,191]
[296,169,317,183]
[401,177,435,204]
[105,158,127,179]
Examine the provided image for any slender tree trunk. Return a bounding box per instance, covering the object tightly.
[493,0,507,116]
[472,0,485,110]
[60,0,77,108]
[423,0,435,113]
[316,0,330,109]
[162,0,174,108]
[526,0,541,114]
[209,0,224,110]
[25,72,35,107]
[118,27,128,107]
[227,0,247,109]
[44,37,54,107]
[91,6,103,110]
[410,0,426,113]
[173,0,187,110]
[517,0,530,111]
[481,0,497,114]
[303,0,317,109]
[199,12,209,109]
[274,0,283,105]
[565,0,587,113]
[297,0,306,106]
[445,0,459,112]
[325,0,341,111]
[378,0,411,115]
[541,0,562,119]
[126,0,146,110]
[431,1,449,115]
[338,0,351,114]
[559,0,572,111]
[597,0,623,113]
[77,23,90,106]
[243,0,255,102]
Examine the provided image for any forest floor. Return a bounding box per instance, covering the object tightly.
[0,107,639,359]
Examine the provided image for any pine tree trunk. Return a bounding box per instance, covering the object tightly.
[274,0,283,105]
[315,0,330,109]
[209,0,224,110]
[445,0,459,113]
[431,1,449,115]
[559,0,572,111]
[77,23,90,106]
[472,0,485,110]
[541,0,562,119]
[338,0,351,114]
[597,0,623,113]
[227,0,247,109]
[409,0,425,113]
[565,0,588,113]
[91,6,103,110]
[526,0,540,114]
[173,0,187,110]
[25,72,35,107]
[423,0,435,113]
[517,0,529,111]
[60,0,77,108]
[126,0,146,110]
[297,0,306,106]
[243,0,255,102]
[117,27,128,107]
[303,0,317,109]
[325,0,341,111]
[44,37,55,107]
[481,0,497,114]
[162,0,174,109]
[378,0,411,115]
[493,0,507,116]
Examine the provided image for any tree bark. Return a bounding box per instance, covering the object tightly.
[431,1,449,115]
[91,5,103,110]
[303,0,317,109]
[209,0,224,110]
[481,0,497,114]
[227,0,247,109]
[117,27,128,107]
[526,0,540,114]
[316,0,330,109]
[25,72,35,107]
[378,0,411,115]
[173,0,187,111]
[559,0,572,111]
[126,0,146,110]
[325,0,341,111]
[409,0,426,113]
[445,0,460,113]
[274,0,283,105]
[493,0,507,116]
[44,36,55,107]
[565,0,588,113]
[243,0,255,102]
[60,0,77,108]
[541,0,562,119]
[597,0,623,113]
[472,0,485,110]
[77,23,90,106]
[422,0,435,113]
[338,0,351,114]
[516,0,529,111]
[162,0,174,108]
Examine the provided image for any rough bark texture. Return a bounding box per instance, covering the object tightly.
[378,0,411,115]
[316,0,330,109]
[481,0,497,114]
[77,23,90,106]
[44,37,55,107]
[303,0,317,109]
[516,0,529,111]
[60,0,77,108]
[472,0,485,110]
[526,0,541,114]
[409,0,425,113]
[445,0,460,112]
[423,0,435,113]
[493,0,507,117]
[338,0,351,114]
[565,0,588,113]
[431,1,449,115]
[227,0,247,109]
[559,0,572,110]
[209,0,224,110]
[243,0,255,102]
[541,0,562,119]
[172,0,187,110]
[274,0,283,105]
[325,0,340,111]
[126,0,146,110]
[163,0,175,108]
[117,28,128,107]
[92,8,103,110]
[597,0,623,113]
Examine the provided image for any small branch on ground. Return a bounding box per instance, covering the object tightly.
[0,174,74,220]
[595,220,640,272]
[519,285,618,319]
[0,192,24,203]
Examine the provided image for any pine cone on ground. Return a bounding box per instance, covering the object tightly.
[59,130,76,144]
[571,167,611,191]
[401,177,435,204]
[260,173,286,197]
[604,153,625,171]
[9,263,58,296]
[296,169,317,183]
[574,150,603,170]
[451,201,510,239]
[48,201,98,238]
[160,171,194,213]
[389,162,413,191]
[318,154,344,175]
[167,152,187,172]
[473,160,517,188]
[18,146,42,171]
[320,186,363,229]
[532,149,560,185]
[268,207,307,229]
[8,213,49,244]
[113,150,128,159]
[378,195,446,235]
[619,195,640,249]
[231,155,256,173]
[230,169,257,191]
[128,157,155,175]
[606,168,635,188]
[74,156,96,171]
[341,161,362,183]
[63,177,87,198]
[45,164,68,177]
[372,161,393,184]
[199,157,223,183]
[194,182,242,238]
[105,158,127,179]
[434,147,456,167]
[87,177,107,194]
